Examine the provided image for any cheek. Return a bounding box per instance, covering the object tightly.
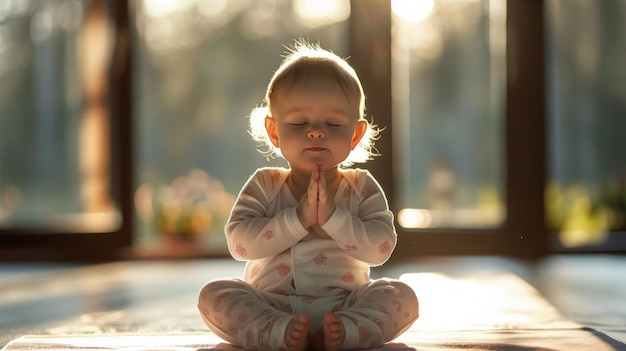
[276,129,304,147]
[336,130,356,143]
[278,128,300,140]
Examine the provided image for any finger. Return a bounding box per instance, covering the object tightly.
[318,174,327,203]
[314,169,322,223]
[309,168,319,202]
[317,171,336,226]
[317,164,326,194]
[296,172,319,229]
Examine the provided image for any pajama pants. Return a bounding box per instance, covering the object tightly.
[198,278,419,350]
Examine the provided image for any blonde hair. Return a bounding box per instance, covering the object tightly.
[248,41,380,167]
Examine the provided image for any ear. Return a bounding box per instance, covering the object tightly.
[351,120,368,150]
[265,116,280,148]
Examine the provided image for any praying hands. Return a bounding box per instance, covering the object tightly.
[296,164,337,232]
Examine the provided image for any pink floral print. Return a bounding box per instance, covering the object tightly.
[262,229,274,240]
[379,240,391,254]
[276,263,291,277]
[235,243,248,258]
[342,271,355,282]
[313,252,328,266]
[344,244,358,251]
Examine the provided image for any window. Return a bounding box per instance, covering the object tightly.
[0,0,132,259]
[2,0,624,260]
[131,0,351,256]
[353,0,548,257]
[391,0,507,230]
[545,0,626,251]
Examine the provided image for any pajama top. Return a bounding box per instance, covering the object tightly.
[225,167,397,299]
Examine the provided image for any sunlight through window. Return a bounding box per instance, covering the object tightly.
[132,0,349,255]
[398,208,433,229]
[391,0,434,23]
[392,0,507,230]
[142,0,194,17]
[293,0,350,28]
[401,272,575,331]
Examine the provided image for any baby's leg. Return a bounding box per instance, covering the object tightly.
[334,278,419,349]
[311,312,344,351]
[198,279,293,350]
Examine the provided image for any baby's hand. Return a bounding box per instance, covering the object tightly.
[296,164,336,230]
[316,164,336,225]
[296,168,319,230]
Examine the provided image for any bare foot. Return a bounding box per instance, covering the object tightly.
[312,312,344,351]
[285,314,310,351]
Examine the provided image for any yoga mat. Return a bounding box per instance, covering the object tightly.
[3,272,624,350]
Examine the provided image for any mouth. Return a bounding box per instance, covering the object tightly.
[305,147,327,152]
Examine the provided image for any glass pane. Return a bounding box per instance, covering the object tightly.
[391,0,506,229]
[0,1,121,233]
[545,0,626,248]
[132,0,350,255]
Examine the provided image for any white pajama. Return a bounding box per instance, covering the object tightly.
[198,167,419,350]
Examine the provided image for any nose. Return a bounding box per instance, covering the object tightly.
[308,128,325,139]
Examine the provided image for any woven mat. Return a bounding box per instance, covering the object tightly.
[3,272,624,351]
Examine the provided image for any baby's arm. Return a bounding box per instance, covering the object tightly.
[321,173,397,266]
[226,170,309,260]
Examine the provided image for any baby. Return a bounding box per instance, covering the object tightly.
[198,41,419,351]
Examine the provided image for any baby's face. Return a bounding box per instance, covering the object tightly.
[266,79,364,173]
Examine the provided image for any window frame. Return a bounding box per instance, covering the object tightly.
[0,1,134,261]
[2,0,622,260]
[350,0,548,258]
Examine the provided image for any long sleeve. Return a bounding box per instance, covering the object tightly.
[230,168,396,295]
[321,171,397,266]
[225,168,309,261]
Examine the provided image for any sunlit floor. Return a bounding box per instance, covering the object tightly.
[0,255,625,350]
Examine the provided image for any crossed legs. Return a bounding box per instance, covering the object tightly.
[198,278,418,350]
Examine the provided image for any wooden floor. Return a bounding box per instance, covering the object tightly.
[1,255,625,349]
